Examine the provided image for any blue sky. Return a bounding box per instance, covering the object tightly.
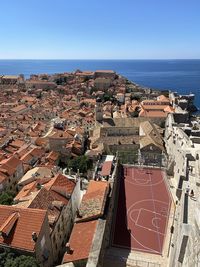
[0,0,200,59]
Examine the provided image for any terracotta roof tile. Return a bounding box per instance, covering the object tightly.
[20,147,44,163]
[63,220,98,263]
[139,109,168,118]
[0,172,7,183]
[0,212,20,236]
[101,161,112,176]
[14,181,38,201]
[10,140,25,149]
[46,151,59,161]
[0,156,22,176]
[157,95,170,102]
[10,104,27,113]
[0,205,47,252]
[14,187,63,228]
[44,173,75,195]
[77,181,109,222]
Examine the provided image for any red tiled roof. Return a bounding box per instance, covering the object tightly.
[46,151,59,162]
[44,173,76,195]
[10,104,27,113]
[23,163,31,173]
[20,147,44,162]
[49,130,74,139]
[95,70,115,73]
[157,95,170,102]
[10,140,25,149]
[0,156,22,176]
[14,181,39,201]
[62,220,98,264]
[164,106,175,113]
[0,205,47,252]
[14,187,64,228]
[28,188,57,210]
[139,109,168,118]
[0,212,20,237]
[101,161,112,176]
[0,172,7,183]
[0,155,21,168]
[49,190,69,205]
[77,181,109,222]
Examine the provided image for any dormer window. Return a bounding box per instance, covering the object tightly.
[0,212,19,238]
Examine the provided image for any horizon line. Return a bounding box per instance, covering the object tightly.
[0,58,200,61]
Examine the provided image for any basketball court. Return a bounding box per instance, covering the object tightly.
[112,166,172,255]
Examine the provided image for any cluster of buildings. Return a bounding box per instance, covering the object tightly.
[0,70,198,267]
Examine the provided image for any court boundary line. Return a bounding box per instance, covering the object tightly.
[129,208,140,224]
[111,242,162,255]
[148,171,162,254]
[134,208,166,236]
[127,199,169,214]
[128,168,170,254]
[125,167,165,187]
[112,166,172,256]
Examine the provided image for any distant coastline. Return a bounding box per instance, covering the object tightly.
[0,59,200,108]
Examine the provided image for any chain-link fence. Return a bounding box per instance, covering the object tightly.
[118,151,166,168]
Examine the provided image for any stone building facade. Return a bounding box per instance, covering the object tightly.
[165,113,200,266]
[0,155,24,193]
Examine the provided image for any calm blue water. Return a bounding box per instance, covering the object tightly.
[0,59,200,108]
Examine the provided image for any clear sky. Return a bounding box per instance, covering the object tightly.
[0,0,200,59]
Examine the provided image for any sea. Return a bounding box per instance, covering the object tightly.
[0,59,200,108]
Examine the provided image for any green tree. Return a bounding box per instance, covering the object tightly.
[0,249,39,267]
[68,155,92,173]
[130,94,141,101]
[83,76,89,82]
[5,255,39,267]
[161,90,169,97]
[0,191,15,205]
[103,94,112,102]
[130,111,139,118]
[90,87,97,95]
[160,120,166,128]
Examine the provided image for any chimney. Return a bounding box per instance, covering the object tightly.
[66,243,74,254]
[32,232,38,242]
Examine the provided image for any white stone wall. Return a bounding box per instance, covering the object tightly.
[71,178,82,217]
[100,126,139,137]
[165,113,200,267]
[50,179,82,264]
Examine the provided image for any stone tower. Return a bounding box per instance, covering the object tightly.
[95,97,103,122]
